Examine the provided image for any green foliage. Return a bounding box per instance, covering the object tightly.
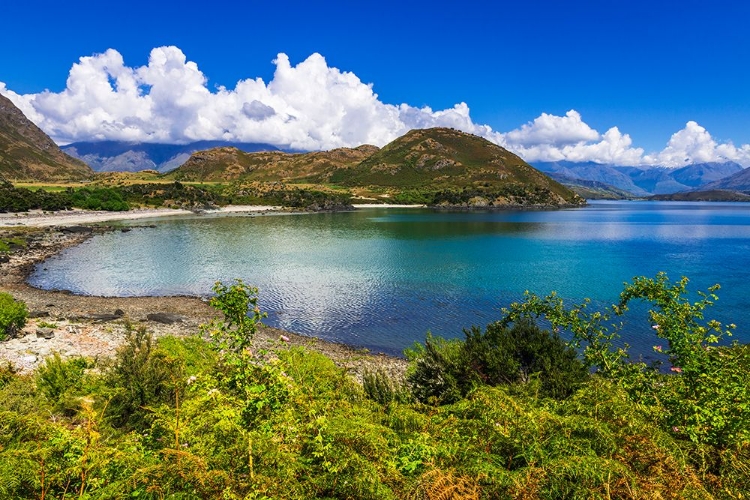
[0,291,27,340]
[0,181,72,212]
[502,272,750,449]
[202,279,265,358]
[201,279,272,424]
[35,353,91,414]
[105,323,183,430]
[363,369,412,405]
[66,186,130,211]
[406,320,586,404]
[405,333,466,404]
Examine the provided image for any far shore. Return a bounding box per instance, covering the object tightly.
[0,203,426,228]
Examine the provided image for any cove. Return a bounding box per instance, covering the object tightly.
[29,200,750,357]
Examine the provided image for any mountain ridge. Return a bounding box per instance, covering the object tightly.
[532,160,744,196]
[170,127,584,207]
[62,140,281,173]
[0,94,93,181]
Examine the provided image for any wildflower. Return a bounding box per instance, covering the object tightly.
[672,426,680,433]
[670,366,683,373]
[186,375,197,385]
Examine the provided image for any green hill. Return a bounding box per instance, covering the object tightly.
[0,94,93,182]
[170,128,584,208]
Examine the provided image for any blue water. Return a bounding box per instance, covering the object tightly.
[29,201,750,356]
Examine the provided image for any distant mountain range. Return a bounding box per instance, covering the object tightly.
[62,140,281,173]
[0,94,92,181]
[532,160,745,197]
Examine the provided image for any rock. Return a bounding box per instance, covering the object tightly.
[71,312,122,322]
[61,226,93,234]
[114,309,125,317]
[0,255,9,264]
[120,228,132,233]
[146,312,185,324]
[36,328,55,339]
[28,310,50,318]
[20,355,37,365]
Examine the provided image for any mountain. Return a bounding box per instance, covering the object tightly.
[702,166,750,192]
[669,162,743,188]
[650,190,750,202]
[533,161,650,196]
[171,127,584,207]
[0,94,92,181]
[532,160,744,196]
[546,173,634,200]
[62,140,281,173]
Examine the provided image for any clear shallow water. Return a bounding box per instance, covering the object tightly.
[29,201,750,357]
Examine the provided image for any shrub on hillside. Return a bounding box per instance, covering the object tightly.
[0,292,27,340]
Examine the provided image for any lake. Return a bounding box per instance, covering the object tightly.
[29,201,750,357]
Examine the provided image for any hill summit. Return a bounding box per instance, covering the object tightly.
[0,94,92,181]
[171,128,584,208]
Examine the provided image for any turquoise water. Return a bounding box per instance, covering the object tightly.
[29,201,750,356]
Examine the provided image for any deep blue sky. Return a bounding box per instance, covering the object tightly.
[1,0,748,152]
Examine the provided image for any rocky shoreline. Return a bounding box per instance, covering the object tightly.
[0,225,407,380]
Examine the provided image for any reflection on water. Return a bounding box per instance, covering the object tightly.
[29,201,750,356]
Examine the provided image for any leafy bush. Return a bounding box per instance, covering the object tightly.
[0,181,72,212]
[406,319,586,404]
[35,353,91,414]
[0,292,27,340]
[66,187,130,211]
[405,333,467,404]
[105,323,182,430]
[464,318,587,399]
[503,272,750,449]
[363,369,412,405]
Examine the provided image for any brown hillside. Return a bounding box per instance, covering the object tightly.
[170,144,379,183]
[0,94,93,182]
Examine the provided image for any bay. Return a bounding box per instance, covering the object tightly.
[29,200,750,357]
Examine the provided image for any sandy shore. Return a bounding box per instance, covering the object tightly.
[0,203,426,228]
[0,224,407,378]
[0,205,287,228]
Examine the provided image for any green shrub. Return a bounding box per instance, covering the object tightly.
[363,369,412,405]
[35,353,90,414]
[405,333,467,404]
[105,323,182,430]
[406,319,586,404]
[463,318,587,399]
[0,292,27,340]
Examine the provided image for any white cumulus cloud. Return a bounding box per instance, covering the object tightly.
[643,121,750,167]
[1,46,749,168]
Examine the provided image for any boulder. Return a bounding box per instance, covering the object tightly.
[146,312,185,324]
[36,328,55,339]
